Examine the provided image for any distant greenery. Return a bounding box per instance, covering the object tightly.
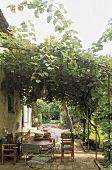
[32,99,60,123]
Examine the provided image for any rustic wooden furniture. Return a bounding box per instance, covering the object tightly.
[22,138,55,169]
[2,143,17,165]
[1,133,21,165]
[61,134,74,162]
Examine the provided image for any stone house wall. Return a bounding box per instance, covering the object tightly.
[0,69,22,138]
[0,10,23,139]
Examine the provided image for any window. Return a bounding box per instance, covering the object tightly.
[8,95,14,112]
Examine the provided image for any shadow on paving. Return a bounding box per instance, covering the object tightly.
[0,139,103,170]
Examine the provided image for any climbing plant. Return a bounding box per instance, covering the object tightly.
[0,0,112,166]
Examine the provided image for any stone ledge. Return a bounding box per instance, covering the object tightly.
[94,160,104,170]
[80,142,104,170]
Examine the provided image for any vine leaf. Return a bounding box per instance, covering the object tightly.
[7,5,16,13]
[18,4,24,11]
[34,10,40,18]
[59,4,64,9]
[53,19,57,25]
[47,15,52,23]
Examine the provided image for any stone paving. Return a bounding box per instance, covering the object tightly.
[0,139,103,170]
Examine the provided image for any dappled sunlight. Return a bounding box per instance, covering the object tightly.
[0,138,103,170]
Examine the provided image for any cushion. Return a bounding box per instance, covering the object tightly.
[43,132,51,138]
[22,130,30,141]
[34,133,44,139]
[63,146,73,150]
[27,156,51,164]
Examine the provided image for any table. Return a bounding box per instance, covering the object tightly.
[23,136,53,146]
[22,136,55,159]
[22,136,55,155]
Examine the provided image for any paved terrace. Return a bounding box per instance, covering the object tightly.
[0,139,103,170]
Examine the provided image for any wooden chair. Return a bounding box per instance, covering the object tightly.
[2,144,17,165]
[1,133,21,165]
[61,135,74,162]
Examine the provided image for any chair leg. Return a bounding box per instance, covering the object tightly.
[2,155,4,165]
[73,152,74,161]
[61,150,64,161]
[14,149,16,165]
[61,144,74,162]
[71,150,74,161]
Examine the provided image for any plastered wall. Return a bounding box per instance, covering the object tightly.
[0,70,22,138]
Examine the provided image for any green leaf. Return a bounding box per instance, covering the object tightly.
[2,41,10,48]
[55,25,63,32]
[54,10,60,16]
[44,72,48,76]
[64,9,67,14]
[54,10,63,19]
[17,34,22,39]
[28,3,35,9]
[43,1,48,8]
[22,29,28,32]
[55,25,59,32]
[62,20,68,28]
[32,37,37,41]
[91,91,99,98]
[62,34,68,40]
[21,22,28,29]
[31,28,35,32]
[34,10,40,18]
[28,20,35,27]
[87,83,93,87]
[29,33,36,37]
[22,0,27,5]
[47,67,54,70]
[47,4,53,12]
[47,15,52,23]
[17,28,22,32]
[8,5,16,13]
[59,4,64,9]
[53,19,57,25]
[22,34,28,38]
[38,73,45,77]
[67,19,73,26]
[36,79,41,83]
[18,4,24,11]
[45,63,50,67]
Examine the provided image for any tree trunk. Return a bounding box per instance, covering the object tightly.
[65,104,73,132]
[61,102,74,142]
[83,122,86,143]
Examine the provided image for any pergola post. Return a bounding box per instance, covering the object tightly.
[107,72,111,163]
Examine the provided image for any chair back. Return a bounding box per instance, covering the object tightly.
[61,133,74,152]
[6,133,13,143]
[61,133,74,161]
[22,143,40,154]
[61,137,74,146]
[2,133,13,144]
